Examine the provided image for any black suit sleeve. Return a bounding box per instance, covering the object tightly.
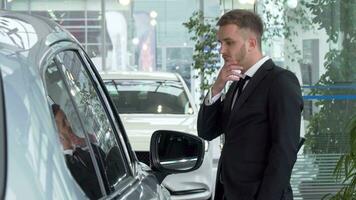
[197,96,224,141]
[257,70,303,200]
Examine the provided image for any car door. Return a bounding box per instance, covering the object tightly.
[41,41,168,200]
[0,69,5,200]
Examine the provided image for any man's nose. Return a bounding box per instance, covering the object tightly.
[219,44,226,54]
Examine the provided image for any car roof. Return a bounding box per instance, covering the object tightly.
[0,11,78,68]
[100,71,180,81]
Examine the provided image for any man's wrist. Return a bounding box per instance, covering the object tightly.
[211,85,223,97]
[205,87,223,105]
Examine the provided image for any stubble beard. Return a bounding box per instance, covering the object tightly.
[235,43,247,73]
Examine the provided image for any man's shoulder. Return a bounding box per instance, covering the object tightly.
[260,59,289,74]
[269,63,296,78]
[269,62,285,73]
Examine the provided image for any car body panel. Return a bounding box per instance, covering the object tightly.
[0,58,6,200]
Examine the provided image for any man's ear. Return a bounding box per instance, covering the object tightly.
[247,36,258,52]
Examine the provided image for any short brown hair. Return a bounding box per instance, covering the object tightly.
[51,104,61,116]
[217,9,263,49]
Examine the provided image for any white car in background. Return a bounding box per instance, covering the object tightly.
[101,71,216,200]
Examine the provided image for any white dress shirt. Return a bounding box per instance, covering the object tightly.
[63,149,74,156]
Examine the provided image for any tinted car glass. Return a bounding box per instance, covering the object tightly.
[56,51,130,189]
[45,59,106,199]
[44,50,131,197]
[104,80,193,114]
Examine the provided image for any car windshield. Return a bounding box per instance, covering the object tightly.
[104,79,193,114]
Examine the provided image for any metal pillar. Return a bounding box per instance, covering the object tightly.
[199,0,205,101]
[1,0,6,10]
[101,0,106,72]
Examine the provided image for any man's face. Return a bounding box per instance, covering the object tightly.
[217,24,248,69]
[55,110,73,149]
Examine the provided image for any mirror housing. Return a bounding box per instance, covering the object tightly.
[149,130,205,181]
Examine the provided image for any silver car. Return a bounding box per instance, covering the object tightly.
[0,11,205,200]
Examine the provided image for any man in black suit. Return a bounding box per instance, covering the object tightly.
[52,104,107,199]
[197,9,303,200]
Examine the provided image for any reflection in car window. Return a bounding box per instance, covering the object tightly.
[104,80,193,114]
[44,51,130,195]
[56,50,130,188]
[0,16,38,50]
[45,60,106,199]
[45,62,86,138]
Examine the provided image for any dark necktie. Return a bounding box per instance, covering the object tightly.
[236,75,250,99]
[231,75,250,109]
[73,148,88,167]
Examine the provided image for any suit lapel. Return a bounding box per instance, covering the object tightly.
[228,60,274,123]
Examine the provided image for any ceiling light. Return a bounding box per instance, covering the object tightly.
[119,0,130,6]
[239,0,248,4]
[150,11,158,18]
[287,0,298,9]
[132,38,139,45]
[150,19,157,26]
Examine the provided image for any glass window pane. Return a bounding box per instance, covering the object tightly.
[104,79,192,114]
[257,1,356,198]
[166,47,193,89]
[45,60,104,199]
[54,50,131,191]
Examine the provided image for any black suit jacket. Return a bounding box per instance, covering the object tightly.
[198,59,303,200]
[65,145,108,199]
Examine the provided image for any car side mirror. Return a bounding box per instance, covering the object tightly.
[149,130,205,180]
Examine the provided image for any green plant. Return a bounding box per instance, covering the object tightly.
[304,0,356,154]
[261,1,356,197]
[324,116,356,199]
[260,0,313,65]
[183,11,220,101]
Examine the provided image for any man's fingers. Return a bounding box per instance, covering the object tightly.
[224,62,243,70]
[225,68,242,80]
[231,69,242,75]
[227,74,241,81]
[223,64,243,76]
[216,62,244,87]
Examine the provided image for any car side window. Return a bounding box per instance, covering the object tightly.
[45,60,108,199]
[44,50,131,197]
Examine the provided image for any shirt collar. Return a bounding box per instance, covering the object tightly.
[243,56,270,78]
[63,149,74,156]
